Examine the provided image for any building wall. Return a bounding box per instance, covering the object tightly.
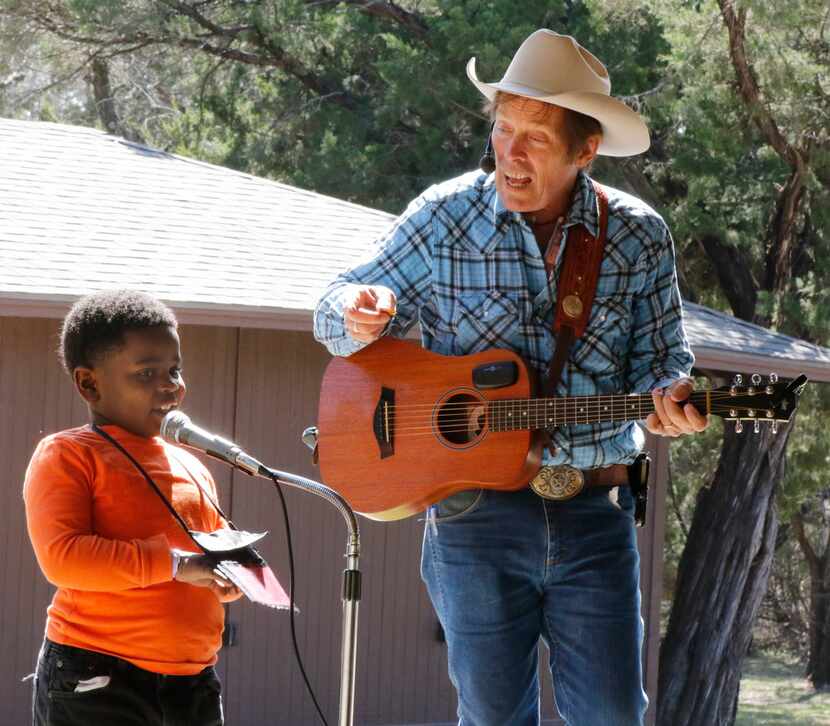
[0,316,665,725]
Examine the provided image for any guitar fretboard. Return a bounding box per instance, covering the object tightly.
[486,392,708,431]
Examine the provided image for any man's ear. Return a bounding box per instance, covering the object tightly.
[575,134,601,169]
[73,367,100,404]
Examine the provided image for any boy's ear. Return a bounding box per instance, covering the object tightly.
[73,368,100,404]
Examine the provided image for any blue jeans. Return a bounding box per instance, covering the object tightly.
[421,486,647,726]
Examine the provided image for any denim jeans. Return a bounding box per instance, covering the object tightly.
[421,485,648,726]
[32,639,223,726]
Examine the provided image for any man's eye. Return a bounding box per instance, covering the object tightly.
[138,370,154,379]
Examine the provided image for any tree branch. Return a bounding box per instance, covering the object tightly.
[697,233,758,321]
[792,510,821,579]
[763,163,807,299]
[303,0,428,39]
[718,0,802,169]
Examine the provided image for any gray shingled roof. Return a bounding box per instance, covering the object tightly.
[683,302,830,382]
[1,118,828,381]
[0,117,392,328]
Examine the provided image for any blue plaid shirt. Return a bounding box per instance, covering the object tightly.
[314,170,694,468]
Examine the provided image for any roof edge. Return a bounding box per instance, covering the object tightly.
[692,346,830,384]
[0,292,313,332]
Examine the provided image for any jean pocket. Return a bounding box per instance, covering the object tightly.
[434,489,485,522]
[46,645,113,699]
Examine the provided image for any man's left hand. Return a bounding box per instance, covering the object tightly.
[645,378,709,438]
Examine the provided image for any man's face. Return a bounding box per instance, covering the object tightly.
[77,325,186,438]
[492,97,594,221]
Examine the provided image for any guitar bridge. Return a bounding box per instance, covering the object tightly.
[373,387,395,458]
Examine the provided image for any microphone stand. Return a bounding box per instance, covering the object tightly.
[254,465,360,726]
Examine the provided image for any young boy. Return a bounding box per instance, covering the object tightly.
[24,289,242,726]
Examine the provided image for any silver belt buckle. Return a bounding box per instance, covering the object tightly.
[530,465,585,501]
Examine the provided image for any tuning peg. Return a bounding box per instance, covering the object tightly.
[769,373,778,384]
[735,420,744,434]
[733,374,743,385]
[754,419,760,434]
[751,374,761,385]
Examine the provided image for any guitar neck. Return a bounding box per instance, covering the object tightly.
[487,391,710,431]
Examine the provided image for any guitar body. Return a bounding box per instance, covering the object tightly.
[317,338,543,521]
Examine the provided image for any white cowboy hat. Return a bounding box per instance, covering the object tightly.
[467,29,650,157]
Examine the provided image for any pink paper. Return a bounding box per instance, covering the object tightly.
[217,561,292,610]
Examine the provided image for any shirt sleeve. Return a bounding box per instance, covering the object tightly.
[23,437,173,591]
[313,193,435,356]
[624,218,695,393]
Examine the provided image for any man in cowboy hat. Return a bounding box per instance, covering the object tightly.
[314,29,707,725]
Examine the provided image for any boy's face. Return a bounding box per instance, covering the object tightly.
[74,325,186,438]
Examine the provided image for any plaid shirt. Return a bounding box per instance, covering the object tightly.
[314,170,694,468]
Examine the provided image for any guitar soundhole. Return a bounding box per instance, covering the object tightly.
[436,393,487,448]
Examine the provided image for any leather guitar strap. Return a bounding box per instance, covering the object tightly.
[543,180,609,398]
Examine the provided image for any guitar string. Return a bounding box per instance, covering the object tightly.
[377,391,761,412]
[372,403,778,436]
[383,400,764,424]
[386,401,772,427]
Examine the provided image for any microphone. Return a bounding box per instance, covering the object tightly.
[161,410,264,476]
[479,122,496,174]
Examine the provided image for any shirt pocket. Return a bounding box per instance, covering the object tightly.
[452,290,520,354]
[571,293,633,373]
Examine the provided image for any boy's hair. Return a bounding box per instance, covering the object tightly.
[59,290,178,373]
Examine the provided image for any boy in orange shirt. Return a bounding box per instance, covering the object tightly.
[24,289,242,726]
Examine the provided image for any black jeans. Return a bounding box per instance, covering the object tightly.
[32,639,223,726]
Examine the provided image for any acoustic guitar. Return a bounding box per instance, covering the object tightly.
[315,337,806,521]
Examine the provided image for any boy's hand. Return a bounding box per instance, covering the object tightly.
[174,553,242,603]
[343,285,397,344]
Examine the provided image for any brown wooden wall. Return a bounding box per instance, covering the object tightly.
[0,315,666,725]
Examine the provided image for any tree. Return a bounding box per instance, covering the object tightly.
[774,383,830,688]
[648,2,830,722]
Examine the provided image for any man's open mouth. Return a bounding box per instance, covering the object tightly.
[505,172,532,188]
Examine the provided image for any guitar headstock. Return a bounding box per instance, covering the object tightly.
[702,373,808,434]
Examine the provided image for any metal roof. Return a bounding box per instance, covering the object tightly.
[1,118,828,381]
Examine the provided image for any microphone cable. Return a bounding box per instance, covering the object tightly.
[269,474,330,726]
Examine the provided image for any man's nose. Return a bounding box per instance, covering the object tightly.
[506,135,527,160]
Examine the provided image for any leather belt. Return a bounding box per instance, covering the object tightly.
[530,463,629,501]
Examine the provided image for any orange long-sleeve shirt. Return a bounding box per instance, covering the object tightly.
[23,424,226,675]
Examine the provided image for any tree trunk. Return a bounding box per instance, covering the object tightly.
[657,418,794,725]
[792,508,830,688]
[813,584,830,688]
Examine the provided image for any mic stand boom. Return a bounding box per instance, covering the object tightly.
[256,466,360,726]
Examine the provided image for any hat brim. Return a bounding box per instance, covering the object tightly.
[467,57,649,157]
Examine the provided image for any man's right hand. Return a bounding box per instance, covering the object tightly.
[343,285,397,344]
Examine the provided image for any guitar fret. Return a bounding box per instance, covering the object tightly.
[488,393,664,431]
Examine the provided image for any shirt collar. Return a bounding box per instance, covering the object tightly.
[490,170,599,239]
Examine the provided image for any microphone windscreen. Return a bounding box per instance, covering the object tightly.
[161,410,190,443]
[479,153,496,174]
